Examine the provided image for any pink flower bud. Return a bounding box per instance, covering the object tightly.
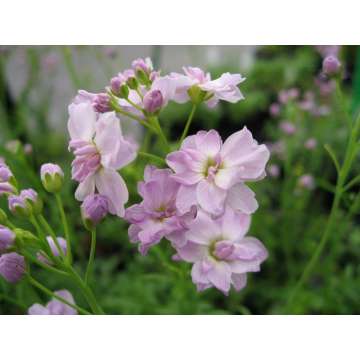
[0,252,25,283]
[323,55,341,75]
[0,225,15,251]
[267,164,280,178]
[81,194,109,230]
[40,163,64,193]
[0,164,13,182]
[269,103,280,117]
[37,236,67,265]
[143,90,164,113]
[21,189,43,214]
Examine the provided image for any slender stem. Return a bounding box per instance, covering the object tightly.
[138,151,165,165]
[286,104,360,312]
[28,275,91,315]
[85,230,96,284]
[37,214,66,260]
[150,116,170,151]
[65,265,104,315]
[135,88,144,100]
[179,103,197,145]
[55,194,72,264]
[344,173,360,192]
[125,97,144,113]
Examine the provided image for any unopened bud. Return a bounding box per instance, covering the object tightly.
[81,194,109,230]
[323,55,341,75]
[0,252,26,283]
[40,163,64,193]
[0,225,15,251]
[143,90,163,113]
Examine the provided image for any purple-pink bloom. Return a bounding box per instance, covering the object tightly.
[0,225,15,252]
[304,138,317,150]
[170,66,245,107]
[278,88,299,104]
[8,189,42,217]
[166,128,269,216]
[125,166,195,255]
[269,103,281,117]
[81,194,109,227]
[0,162,15,196]
[37,236,67,265]
[298,174,315,190]
[0,252,25,283]
[267,164,280,178]
[323,55,341,75]
[279,121,296,135]
[68,103,137,217]
[175,208,268,294]
[28,289,77,315]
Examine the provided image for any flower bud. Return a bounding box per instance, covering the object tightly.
[323,55,341,75]
[279,121,296,135]
[0,252,25,283]
[21,189,43,215]
[0,225,15,252]
[37,236,67,265]
[93,93,111,113]
[40,163,64,193]
[304,138,317,150]
[136,68,151,86]
[0,164,13,182]
[143,90,164,113]
[81,194,109,230]
[298,174,315,190]
[110,75,128,97]
[267,164,280,178]
[0,182,15,196]
[8,194,31,217]
[131,57,153,74]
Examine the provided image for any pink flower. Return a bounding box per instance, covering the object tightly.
[166,128,269,216]
[279,121,296,135]
[37,236,67,265]
[0,162,15,196]
[125,166,195,255]
[131,57,153,74]
[68,103,137,217]
[170,66,245,107]
[267,164,280,178]
[278,88,299,104]
[28,289,77,315]
[175,208,268,294]
[298,174,315,190]
[269,103,281,117]
[304,138,317,150]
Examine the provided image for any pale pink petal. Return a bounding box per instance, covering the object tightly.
[68,103,96,141]
[195,130,222,157]
[226,183,258,215]
[74,175,95,201]
[221,207,251,242]
[175,185,197,214]
[176,241,207,262]
[186,210,221,245]
[28,304,51,315]
[95,169,128,217]
[207,261,232,293]
[231,273,247,292]
[196,179,227,215]
[214,167,242,190]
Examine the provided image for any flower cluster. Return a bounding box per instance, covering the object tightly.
[65,56,269,295]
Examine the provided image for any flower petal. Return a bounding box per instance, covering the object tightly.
[226,183,258,215]
[68,103,96,141]
[95,169,128,217]
[74,175,95,201]
[196,179,227,215]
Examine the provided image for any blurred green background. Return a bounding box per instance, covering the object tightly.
[1,45,360,314]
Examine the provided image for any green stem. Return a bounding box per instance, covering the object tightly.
[138,151,165,165]
[179,103,197,145]
[28,275,91,315]
[85,230,96,284]
[286,107,360,312]
[66,266,104,315]
[150,116,170,152]
[55,194,72,264]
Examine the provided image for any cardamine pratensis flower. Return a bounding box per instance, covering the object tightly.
[175,207,268,294]
[0,225,15,252]
[40,163,64,193]
[298,174,315,190]
[279,121,296,135]
[125,166,195,255]
[81,194,109,230]
[166,127,269,216]
[170,66,245,107]
[68,103,137,217]
[37,236,67,265]
[28,289,77,315]
[0,252,25,283]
